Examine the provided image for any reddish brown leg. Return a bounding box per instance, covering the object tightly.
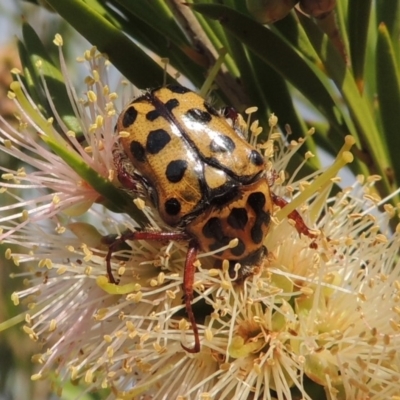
[181,239,200,353]
[105,230,201,352]
[272,194,317,239]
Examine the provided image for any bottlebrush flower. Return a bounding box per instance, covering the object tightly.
[1,35,399,400]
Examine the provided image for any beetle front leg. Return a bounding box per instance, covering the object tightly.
[104,230,190,284]
[105,231,202,352]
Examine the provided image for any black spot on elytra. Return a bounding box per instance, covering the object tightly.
[209,135,236,153]
[247,191,271,244]
[227,208,248,230]
[230,238,245,257]
[186,108,212,123]
[209,237,231,253]
[166,85,191,94]
[247,192,266,213]
[202,217,224,240]
[122,106,137,128]
[249,149,264,166]
[202,217,240,256]
[204,102,219,117]
[130,141,146,163]
[164,198,181,215]
[146,129,171,154]
[251,224,264,244]
[146,109,160,121]
[165,159,188,183]
[165,98,179,112]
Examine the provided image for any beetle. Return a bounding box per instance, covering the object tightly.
[107,84,315,353]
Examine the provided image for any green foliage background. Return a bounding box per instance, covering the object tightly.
[19,0,400,203]
[1,0,400,398]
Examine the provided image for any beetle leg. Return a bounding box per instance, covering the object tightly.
[181,239,201,353]
[104,233,125,284]
[105,230,201,352]
[272,193,317,239]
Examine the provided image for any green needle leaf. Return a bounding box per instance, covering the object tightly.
[348,0,372,92]
[45,0,164,88]
[298,12,394,195]
[191,4,348,137]
[376,22,400,187]
[21,23,82,135]
[41,132,147,225]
